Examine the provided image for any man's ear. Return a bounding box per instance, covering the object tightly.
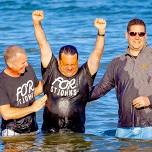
[125,32,128,40]
[57,58,61,66]
[7,61,13,69]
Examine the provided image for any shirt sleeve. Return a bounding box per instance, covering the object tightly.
[83,62,96,88]
[28,64,39,87]
[0,82,9,106]
[90,60,116,101]
[41,54,57,85]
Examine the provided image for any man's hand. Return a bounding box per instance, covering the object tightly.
[94,18,106,34]
[32,10,44,23]
[0,94,47,120]
[132,96,150,109]
[32,94,47,112]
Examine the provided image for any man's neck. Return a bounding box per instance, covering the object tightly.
[128,45,146,57]
[128,49,141,57]
[4,67,20,77]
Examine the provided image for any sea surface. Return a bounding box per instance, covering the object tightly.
[0,0,152,151]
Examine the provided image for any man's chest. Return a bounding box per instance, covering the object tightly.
[47,76,79,97]
[6,78,35,107]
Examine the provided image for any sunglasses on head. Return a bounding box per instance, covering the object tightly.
[129,32,146,37]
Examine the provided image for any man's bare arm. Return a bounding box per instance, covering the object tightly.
[0,95,47,120]
[34,81,43,96]
[87,18,106,75]
[32,10,52,68]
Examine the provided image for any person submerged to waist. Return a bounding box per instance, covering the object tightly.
[118,106,152,128]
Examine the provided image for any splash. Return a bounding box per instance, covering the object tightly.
[58,98,70,117]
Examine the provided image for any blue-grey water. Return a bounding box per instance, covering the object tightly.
[0,0,152,151]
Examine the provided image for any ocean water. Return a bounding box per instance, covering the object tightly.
[0,0,152,151]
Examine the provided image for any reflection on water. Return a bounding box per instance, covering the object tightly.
[2,135,37,152]
[41,133,92,151]
[1,133,93,152]
[1,132,152,152]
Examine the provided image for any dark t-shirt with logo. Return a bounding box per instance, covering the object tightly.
[0,64,39,133]
[42,54,95,133]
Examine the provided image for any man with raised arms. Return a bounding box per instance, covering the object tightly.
[32,10,106,133]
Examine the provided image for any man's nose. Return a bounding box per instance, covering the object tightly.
[67,66,72,70]
[135,34,140,39]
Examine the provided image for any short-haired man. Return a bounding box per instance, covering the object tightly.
[32,10,106,133]
[91,18,152,140]
[0,45,47,137]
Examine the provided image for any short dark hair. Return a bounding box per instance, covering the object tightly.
[59,45,78,60]
[127,18,146,32]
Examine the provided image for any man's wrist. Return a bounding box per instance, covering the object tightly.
[98,31,105,36]
[148,95,152,105]
[33,20,41,26]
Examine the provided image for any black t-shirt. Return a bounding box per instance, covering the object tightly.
[0,64,39,133]
[41,54,96,133]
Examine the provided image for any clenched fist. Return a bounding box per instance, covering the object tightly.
[32,10,44,23]
[94,18,106,34]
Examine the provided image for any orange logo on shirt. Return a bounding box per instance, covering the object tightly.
[140,64,148,70]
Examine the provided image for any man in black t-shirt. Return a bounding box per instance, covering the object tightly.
[0,45,47,137]
[32,10,106,133]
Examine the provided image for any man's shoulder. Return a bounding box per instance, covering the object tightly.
[0,71,6,87]
[26,64,37,75]
[145,45,152,53]
[0,70,6,80]
[42,54,57,70]
[78,62,88,73]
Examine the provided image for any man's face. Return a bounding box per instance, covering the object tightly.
[11,53,28,75]
[58,53,78,77]
[126,25,147,51]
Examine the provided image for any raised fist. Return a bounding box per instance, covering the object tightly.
[94,18,106,33]
[32,10,44,22]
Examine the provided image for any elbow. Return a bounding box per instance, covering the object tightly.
[1,113,12,121]
[0,105,14,120]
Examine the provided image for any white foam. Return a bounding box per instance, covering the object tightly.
[58,98,70,117]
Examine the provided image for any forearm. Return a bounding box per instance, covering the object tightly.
[33,21,52,67]
[0,105,34,120]
[90,83,107,101]
[0,94,46,121]
[34,80,43,96]
[93,31,105,60]
[90,72,115,101]
[88,18,106,75]
[87,33,105,75]
[95,27,105,49]
[33,22,48,47]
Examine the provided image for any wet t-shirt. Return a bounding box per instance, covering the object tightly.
[0,65,39,133]
[42,54,95,133]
